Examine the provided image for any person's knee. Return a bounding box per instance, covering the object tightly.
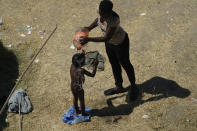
[120,59,131,68]
[78,90,84,99]
[107,55,117,64]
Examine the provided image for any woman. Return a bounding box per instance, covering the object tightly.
[80,0,139,100]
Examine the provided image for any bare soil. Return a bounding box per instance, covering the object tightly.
[0,0,197,131]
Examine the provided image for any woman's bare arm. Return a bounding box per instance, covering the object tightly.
[80,26,116,44]
[88,26,116,42]
[85,18,98,31]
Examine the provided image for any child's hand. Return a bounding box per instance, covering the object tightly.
[93,59,99,66]
[82,49,86,55]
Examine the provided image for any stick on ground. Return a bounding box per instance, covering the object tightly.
[0,25,58,116]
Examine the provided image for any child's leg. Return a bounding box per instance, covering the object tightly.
[72,89,80,114]
[78,89,89,116]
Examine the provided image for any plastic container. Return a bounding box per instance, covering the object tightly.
[73,28,89,50]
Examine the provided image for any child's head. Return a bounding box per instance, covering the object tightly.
[99,0,113,19]
[72,53,85,68]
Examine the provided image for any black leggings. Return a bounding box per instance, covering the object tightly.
[105,33,136,87]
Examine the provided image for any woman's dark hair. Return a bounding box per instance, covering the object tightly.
[99,0,113,14]
[72,53,85,68]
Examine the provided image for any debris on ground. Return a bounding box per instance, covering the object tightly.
[70,44,75,49]
[5,44,12,48]
[140,13,146,16]
[20,34,26,37]
[0,16,3,27]
[39,30,45,34]
[34,59,39,63]
[27,30,32,35]
[16,25,33,36]
[187,98,197,104]
[142,115,149,119]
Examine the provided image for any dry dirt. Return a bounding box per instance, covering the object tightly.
[0,0,197,131]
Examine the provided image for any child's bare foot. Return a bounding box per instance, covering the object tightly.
[82,112,89,116]
[75,110,81,115]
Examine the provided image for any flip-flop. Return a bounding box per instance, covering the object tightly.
[104,88,127,96]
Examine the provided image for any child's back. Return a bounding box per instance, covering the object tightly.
[70,64,85,90]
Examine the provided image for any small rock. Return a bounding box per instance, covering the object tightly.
[27,30,32,35]
[142,115,149,118]
[70,44,75,49]
[140,13,146,16]
[34,59,39,63]
[166,11,169,14]
[20,34,26,37]
[40,36,44,39]
[6,44,12,48]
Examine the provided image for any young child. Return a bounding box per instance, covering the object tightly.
[70,52,98,116]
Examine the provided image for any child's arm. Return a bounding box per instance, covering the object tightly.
[83,60,98,77]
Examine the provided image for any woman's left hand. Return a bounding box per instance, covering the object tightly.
[79,36,89,45]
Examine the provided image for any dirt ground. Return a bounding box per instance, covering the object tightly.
[0,0,197,130]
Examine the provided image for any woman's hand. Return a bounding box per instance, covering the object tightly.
[84,18,98,32]
[79,36,89,45]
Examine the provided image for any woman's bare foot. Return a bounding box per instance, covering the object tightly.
[114,86,125,93]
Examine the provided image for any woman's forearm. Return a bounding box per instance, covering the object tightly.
[88,36,108,42]
[86,18,98,31]
[87,26,116,42]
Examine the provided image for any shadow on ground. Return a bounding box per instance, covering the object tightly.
[0,40,19,130]
[92,76,190,118]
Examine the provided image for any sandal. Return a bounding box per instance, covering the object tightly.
[104,86,126,96]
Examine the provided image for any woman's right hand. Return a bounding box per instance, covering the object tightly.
[79,36,89,45]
